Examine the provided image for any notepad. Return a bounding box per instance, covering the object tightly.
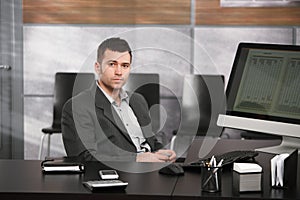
[41,157,85,173]
[233,163,262,192]
[233,163,262,173]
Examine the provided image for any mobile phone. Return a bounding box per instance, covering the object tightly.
[99,170,119,179]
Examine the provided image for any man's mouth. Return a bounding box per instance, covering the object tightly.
[112,78,123,82]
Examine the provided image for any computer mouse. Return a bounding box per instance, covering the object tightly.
[159,163,184,176]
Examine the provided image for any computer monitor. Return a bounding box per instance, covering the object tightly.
[217,42,300,154]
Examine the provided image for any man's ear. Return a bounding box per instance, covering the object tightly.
[95,62,102,74]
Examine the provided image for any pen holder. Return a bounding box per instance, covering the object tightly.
[201,166,222,193]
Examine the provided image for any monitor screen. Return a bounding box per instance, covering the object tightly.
[218,42,300,154]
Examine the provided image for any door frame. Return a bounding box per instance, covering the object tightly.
[0,0,24,159]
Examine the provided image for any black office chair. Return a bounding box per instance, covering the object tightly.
[39,72,95,159]
[124,73,160,134]
[170,74,226,157]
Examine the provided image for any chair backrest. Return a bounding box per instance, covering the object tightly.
[52,72,95,128]
[178,74,225,137]
[124,73,160,133]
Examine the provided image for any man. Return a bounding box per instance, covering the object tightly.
[62,37,176,162]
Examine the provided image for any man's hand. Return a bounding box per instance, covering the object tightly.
[155,149,177,162]
[136,149,177,162]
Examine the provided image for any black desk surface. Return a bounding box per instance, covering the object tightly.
[0,139,299,200]
[0,160,177,200]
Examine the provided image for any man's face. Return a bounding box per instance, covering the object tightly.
[95,49,131,94]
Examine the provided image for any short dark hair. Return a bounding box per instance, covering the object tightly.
[97,37,132,63]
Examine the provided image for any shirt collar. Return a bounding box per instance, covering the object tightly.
[96,81,129,104]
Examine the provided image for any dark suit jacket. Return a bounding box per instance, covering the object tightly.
[61,83,163,161]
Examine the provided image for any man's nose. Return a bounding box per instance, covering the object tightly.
[114,65,122,74]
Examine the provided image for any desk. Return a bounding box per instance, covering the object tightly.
[173,138,300,200]
[0,160,177,200]
[0,139,299,200]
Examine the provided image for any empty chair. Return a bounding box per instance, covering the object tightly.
[39,72,95,159]
[124,73,160,133]
[170,74,226,157]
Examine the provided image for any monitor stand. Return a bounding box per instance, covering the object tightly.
[255,136,300,155]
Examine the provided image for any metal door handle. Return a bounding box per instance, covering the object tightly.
[0,65,11,70]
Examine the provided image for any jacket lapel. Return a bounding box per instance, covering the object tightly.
[129,93,156,146]
[93,84,134,145]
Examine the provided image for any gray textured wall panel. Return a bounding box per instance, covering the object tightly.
[297,28,300,45]
[24,26,191,96]
[24,97,65,159]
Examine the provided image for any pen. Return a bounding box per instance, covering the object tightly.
[214,159,224,191]
[208,156,215,171]
[209,156,215,166]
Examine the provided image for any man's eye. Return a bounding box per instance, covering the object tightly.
[109,63,116,67]
[122,64,130,68]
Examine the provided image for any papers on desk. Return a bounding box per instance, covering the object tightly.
[233,163,262,173]
[271,153,289,187]
[233,163,262,192]
[41,157,85,173]
[270,150,298,188]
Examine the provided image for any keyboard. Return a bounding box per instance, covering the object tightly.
[182,150,259,168]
